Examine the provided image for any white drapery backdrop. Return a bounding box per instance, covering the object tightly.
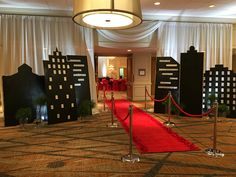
[0,14,96,103]
[97,21,232,70]
[157,22,233,70]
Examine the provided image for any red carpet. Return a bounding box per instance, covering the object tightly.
[106,99,200,153]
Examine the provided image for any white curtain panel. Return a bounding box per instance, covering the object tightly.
[97,21,162,48]
[157,22,233,70]
[97,21,162,42]
[0,14,96,102]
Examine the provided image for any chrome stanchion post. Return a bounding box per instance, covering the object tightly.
[205,101,224,157]
[163,91,175,127]
[145,85,147,112]
[107,92,118,128]
[121,105,140,163]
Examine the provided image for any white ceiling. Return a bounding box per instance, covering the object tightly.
[1,0,236,23]
[1,0,236,54]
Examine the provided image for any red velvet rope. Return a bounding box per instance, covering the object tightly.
[111,99,129,121]
[170,95,214,117]
[120,112,130,121]
[145,89,169,102]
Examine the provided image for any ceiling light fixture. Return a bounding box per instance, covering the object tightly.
[73,0,142,30]
[154,2,161,6]
[209,4,215,8]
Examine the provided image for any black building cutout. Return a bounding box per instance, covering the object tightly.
[2,64,45,126]
[180,46,204,116]
[203,65,236,117]
[43,49,77,124]
[154,57,180,114]
[67,55,92,116]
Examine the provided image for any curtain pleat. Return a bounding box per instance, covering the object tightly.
[157,22,232,70]
[0,14,96,104]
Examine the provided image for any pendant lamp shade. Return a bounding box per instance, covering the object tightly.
[72,0,142,30]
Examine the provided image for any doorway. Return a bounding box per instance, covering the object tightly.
[95,55,130,100]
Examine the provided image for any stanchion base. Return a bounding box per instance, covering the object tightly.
[121,154,140,163]
[163,121,175,127]
[205,148,224,157]
[107,122,118,128]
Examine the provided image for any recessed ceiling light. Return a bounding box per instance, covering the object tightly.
[127,49,132,52]
[209,4,215,8]
[154,2,161,6]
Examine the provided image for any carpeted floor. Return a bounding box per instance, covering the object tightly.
[0,91,236,177]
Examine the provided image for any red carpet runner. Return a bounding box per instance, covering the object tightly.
[106,99,200,153]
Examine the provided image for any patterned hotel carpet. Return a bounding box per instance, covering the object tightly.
[0,109,236,177]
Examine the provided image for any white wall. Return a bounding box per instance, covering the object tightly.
[132,52,152,101]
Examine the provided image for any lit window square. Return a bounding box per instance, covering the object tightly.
[53,64,56,69]
[49,77,52,82]
[53,70,57,74]
[215,82,218,86]
[67,65,70,69]
[52,58,55,62]
[68,115,71,119]
[222,71,224,75]
[66,94,69,99]
[58,65,61,69]
[58,70,61,74]
[71,103,74,108]
[57,114,60,118]
[59,85,63,89]
[62,65,66,69]
[216,77,218,81]
[55,95,58,100]
[216,71,219,75]
[48,64,51,68]
[57,59,60,62]
[64,77,67,81]
[50,105,54,110]
[62,59,65,63]
[63,70,66,74]
[209,77,212,81]
[70,85,73,89]
[221,77,224,81]
[48,85,52,90]
[61,104,64,108]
